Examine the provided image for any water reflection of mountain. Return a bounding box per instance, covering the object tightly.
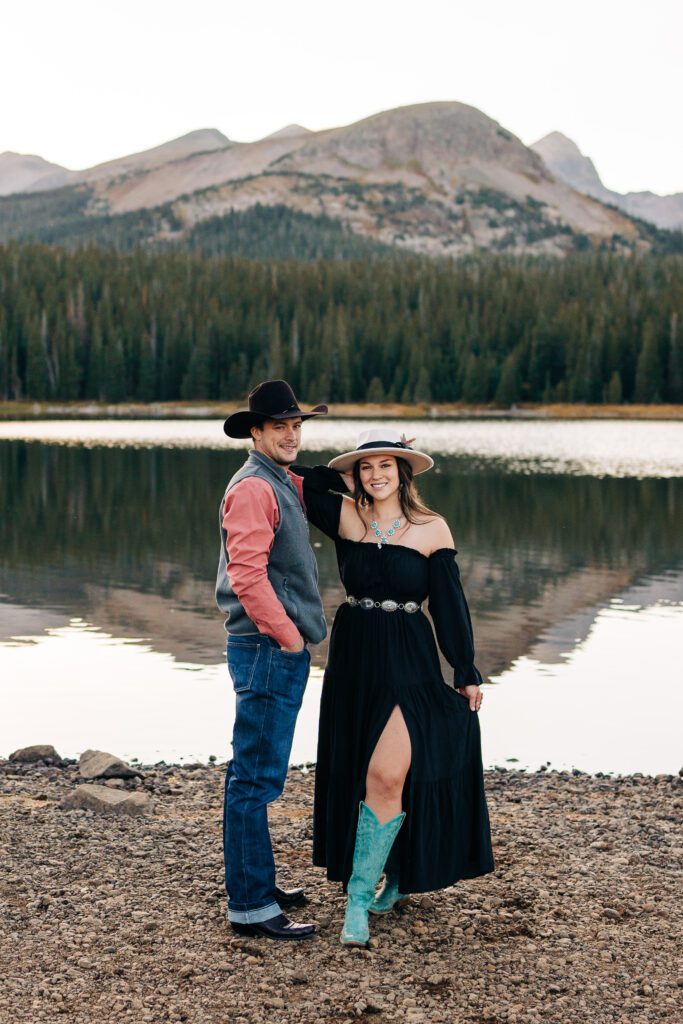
[3,562,679,681]
[2,442,682,675]
[524,569,683,667]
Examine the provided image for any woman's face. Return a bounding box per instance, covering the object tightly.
[358,454,400,504]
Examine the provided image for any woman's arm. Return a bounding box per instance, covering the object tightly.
[290,465,349,540]
[428,548,483,711]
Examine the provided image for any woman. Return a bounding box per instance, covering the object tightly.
[293,427,493,947]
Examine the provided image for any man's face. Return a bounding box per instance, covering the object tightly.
[251,418,303,465]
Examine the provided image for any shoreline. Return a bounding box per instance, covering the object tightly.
[2,757,680,1024]
[1,400,683,421]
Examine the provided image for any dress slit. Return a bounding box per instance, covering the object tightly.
[335,702,413,883]
[364,703,413,806]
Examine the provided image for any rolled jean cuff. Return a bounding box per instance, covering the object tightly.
[227,900,281,924]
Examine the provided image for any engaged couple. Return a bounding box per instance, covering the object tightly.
[216,379,494,945]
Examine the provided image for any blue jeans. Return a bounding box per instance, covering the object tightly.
[223,633,311,923]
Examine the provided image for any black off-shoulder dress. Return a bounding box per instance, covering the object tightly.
[295,466,494,895]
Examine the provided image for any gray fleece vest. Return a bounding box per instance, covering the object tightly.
[215,450,326,644]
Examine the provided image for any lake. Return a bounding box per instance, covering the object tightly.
[1,418,682,774]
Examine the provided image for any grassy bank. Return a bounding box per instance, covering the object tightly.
[2,400,683,421]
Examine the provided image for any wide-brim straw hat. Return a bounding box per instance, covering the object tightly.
[328,428,434,475]
[224,379,328,438]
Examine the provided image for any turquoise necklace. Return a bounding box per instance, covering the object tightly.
[371,517,401,549]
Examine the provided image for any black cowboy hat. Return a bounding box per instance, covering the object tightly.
[223,379,328,438]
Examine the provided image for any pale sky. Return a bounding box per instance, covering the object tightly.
[3,0,682,195]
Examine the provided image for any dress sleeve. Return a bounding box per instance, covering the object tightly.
[291,465,349,540]
[428,548,483,688]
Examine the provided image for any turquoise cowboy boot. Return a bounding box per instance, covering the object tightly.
[369,843,411,915]
[340,802,406,947]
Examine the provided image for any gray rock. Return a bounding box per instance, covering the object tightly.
[602,908,622,921]
[61,784,151,816]
[9,745,61,764]
[78,749,143,780]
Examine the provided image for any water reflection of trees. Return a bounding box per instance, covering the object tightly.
[3,442,682,673]
[3,443,681,581]
[419,461,683,613]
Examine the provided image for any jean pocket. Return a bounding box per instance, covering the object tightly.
[275,644,309,658]
[269,646,311,698]
[227,642,261,693]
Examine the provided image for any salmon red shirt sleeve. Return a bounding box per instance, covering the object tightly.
[221,474,305,649]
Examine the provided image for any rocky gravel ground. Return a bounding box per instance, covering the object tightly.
[0,758,681,1024]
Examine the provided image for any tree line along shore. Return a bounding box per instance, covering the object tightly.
[0,243,681,407]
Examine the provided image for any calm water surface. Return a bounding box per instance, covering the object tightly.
[1,419,682,773]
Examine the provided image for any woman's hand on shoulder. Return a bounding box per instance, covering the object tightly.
[425,516,455,554]
[340,470,355,493]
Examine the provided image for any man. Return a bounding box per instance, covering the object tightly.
[216,379,328,940]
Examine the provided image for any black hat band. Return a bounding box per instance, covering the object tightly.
[357,441,411,451]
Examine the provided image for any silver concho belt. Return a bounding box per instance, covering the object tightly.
[346,596,421,614]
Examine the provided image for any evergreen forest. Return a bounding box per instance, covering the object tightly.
[0,241,681,405]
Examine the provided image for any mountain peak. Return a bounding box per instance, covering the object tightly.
[531,131,605,198]
[0,151,73,196]
[533,131,584,156]
[531,131,683,229]
[80,129,231,183]
[170,128,231,148]
[262,124,312,140]
[274,99,550,193]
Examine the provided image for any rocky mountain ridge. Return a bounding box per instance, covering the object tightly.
[0,129,231,196]
[78,128,230,184]
[531,131,683,230]
[0,103,676,257]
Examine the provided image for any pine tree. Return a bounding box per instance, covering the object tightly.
[413,366,431,403]
[225,352,248,399]
[495,352,521,405]
[102,334,126,402]
[25,318,47,400]
[268,318,283,379]
[85,317,105,400]
[289,315,300,369]
[366,376,385,402]
[461,354,489,403]
[138,319,157,402]
[665,312,682,403]
[40,309,59,396]
[634,321,664,403]
[604,371,623,404]
[542,372,553,404]
[332,307,351,402]
[0,325,8,401]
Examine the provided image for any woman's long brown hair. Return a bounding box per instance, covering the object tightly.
[351,456,436,534]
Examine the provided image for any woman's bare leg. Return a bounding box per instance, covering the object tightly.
[364,705,412,824]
